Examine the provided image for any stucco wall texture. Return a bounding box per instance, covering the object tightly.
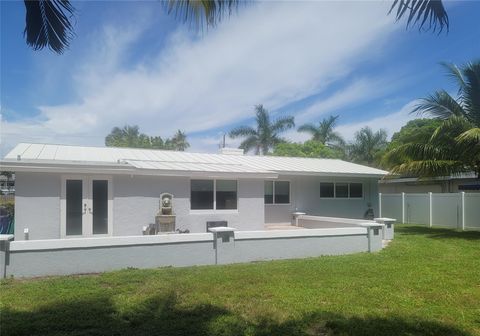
[14,172,379,240]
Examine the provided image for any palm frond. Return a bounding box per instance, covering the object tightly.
[164,0,240,29]
[24,0,75,53]
[461,61,480,124]
[441,62,467,95]
[229,126,256,138]
[386,143,446,161]
[430,116,472,142]
[239,136,259,154]
[327,132,346,147]
[390,159,466,177]
[297,123,317,135]
[271,116,295,133]
[412,90,465,119]
[456,128,480,145]
[388,0,449,33]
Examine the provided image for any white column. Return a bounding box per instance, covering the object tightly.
[461,192,465,231]
[428,192,433,228]
[401,192,406,224]
[379,193,382,218]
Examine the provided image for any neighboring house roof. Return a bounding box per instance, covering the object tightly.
[379,172,478,184]
[1,143,388,178]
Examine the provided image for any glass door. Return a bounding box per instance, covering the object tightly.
[62,176,112,238]
[65,179,86,236]
[91,179,109,235]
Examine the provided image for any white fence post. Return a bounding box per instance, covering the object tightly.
[379,193,382,217]
[461,192,465,231]
[401,192,406,224]
[429,192,433,227]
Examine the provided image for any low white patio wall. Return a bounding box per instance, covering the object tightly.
[297,215,394,241]
[0,222,387,278]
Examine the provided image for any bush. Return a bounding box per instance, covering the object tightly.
[0,199,14,218]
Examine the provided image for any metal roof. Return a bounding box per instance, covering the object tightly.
[1,143,388,177]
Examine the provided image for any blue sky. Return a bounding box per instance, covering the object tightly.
[1,1,479,155]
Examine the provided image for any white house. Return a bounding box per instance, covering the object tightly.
[1,143,388,241]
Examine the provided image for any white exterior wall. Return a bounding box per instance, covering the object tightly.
[265,175,379,224]
[14,172,61,240]
[113,175,265,235]
[14,172,380,240]
[13,172,265,240]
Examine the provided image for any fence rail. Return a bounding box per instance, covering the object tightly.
[379,192,480,230]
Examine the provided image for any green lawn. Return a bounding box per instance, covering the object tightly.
[1,226,479,336]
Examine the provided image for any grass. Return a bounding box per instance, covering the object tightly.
[1,225,479,336]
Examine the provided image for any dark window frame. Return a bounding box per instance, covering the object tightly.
[264,180,291,205]
[190,179,238,211]
[319,182,364,199]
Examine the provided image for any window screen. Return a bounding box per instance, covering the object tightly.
[349,183,363,198]
[191,180,214,209]
[264,181,274,204]
[320,183,334,198]
[274,181,290,204]
[216,180,237,210]
[335,183,349,198]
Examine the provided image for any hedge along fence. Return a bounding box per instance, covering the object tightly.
[379,192,480,230]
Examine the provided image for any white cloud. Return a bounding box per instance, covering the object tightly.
[2,1,398,154]
[335,101,419,141]
[295,77,399,125]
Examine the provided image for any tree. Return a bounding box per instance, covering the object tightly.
[0,171,14,191]
[229,104,294,155]
[105,125,150,148]
[385,61,480,177]
[272,140,343,159]
[382,118,442,168]
[348,127,388,167]
[22,0,449,54]
[297,115,345,148]
[165,130,190,151]
[390,118,443,145]
[105,125,189,151]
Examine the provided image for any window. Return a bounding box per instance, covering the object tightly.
[264,181,290,204]
[191,180,214,209]
[335,183,348,198]
[349,183,363,198]
[275,181,290,204]
[320,182,363,199]
[191,180,237,210]
[320,182,334,198]
[216,180,237,210]
[264,181,274,204]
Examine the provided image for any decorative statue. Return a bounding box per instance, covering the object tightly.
[161,195,172,215]
[363,202,375,220]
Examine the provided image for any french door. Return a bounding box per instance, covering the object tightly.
[61,176,112,238]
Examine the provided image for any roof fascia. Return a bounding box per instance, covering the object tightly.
[0,161,277,179]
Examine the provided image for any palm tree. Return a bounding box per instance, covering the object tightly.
[348,127,388,167]
[229,105,295,155]
[168,130,190,151]
[23,0,449,54]
[385,61,480,177]
[297,115,345,148]
[105,125,145,148]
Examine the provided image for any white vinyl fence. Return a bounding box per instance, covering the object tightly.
[379,192,480,230]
